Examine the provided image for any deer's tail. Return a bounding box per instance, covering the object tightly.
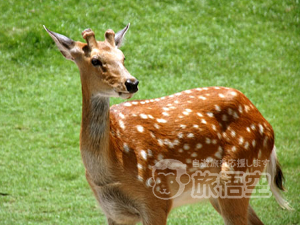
[265,146,293,210]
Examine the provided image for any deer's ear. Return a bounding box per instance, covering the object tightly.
[115,23,130,48]
[44,25,76,61]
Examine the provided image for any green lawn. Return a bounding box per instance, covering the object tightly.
[0,0,299,224]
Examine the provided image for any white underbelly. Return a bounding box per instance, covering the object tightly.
[171,186,209,209]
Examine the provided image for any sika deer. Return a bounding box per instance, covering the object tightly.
[44,24,291,225]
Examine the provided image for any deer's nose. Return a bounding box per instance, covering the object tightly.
[125,79,139,93]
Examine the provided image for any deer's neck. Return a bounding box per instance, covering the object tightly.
[80,87,116,185]
[82,94,110,145]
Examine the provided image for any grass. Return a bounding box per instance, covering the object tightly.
[0,0,299,224]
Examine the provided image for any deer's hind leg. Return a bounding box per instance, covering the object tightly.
[218,197,249,225]
[210,198,264,225]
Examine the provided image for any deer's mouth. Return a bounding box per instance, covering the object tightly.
[118,92,134,99]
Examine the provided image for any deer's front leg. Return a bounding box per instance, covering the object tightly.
[141,212,167,225]
[138,203,169,225]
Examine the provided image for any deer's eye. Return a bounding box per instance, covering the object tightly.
[91,58,102,67]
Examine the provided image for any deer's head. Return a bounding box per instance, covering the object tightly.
[44,24,138,99]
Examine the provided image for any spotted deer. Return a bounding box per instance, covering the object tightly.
[44,24,291,225]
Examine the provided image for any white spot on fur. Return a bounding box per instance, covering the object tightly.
[212,139,217,145]
[215,146,223,159]
[205,138,211,144]
[252,140,256,147]
[136,125,144,133]
[154,123,160,129]
[173,139,180,146]
[215,105,221,112]
[140,114,148,119]
[147,149,153,157]
[245,105,250,113]
[183,111,189,116]
[201,119,207,124]
[178,132,184,139]
[232,146,236,152]
[186,158,192,164]
[132,101,138,105]
[198,96,206,100]
[244,142,249,149]
[162,107,169,111]
[259,124,264,135]
[246,127,251,133]
[219,93,225,98]
[239,137,244,145]
[185,90,192,94]
[197,112,203,117]
[207,112,214,117]
[231,130,236,137]
[157,118,167,123]
[180,124,187,129]
[141,150,147,160]
[137,163,143,169]
[193,124,199,129]
[233,111,238,119]
[191,152,198,157]
[196,143,203,149]
[187,133,194,138]
[230,91,237,96]
[251,124,256,130]
[162,112,169,116]
[119,113,125,119]
[119,120,125,130]
[158,139,164,146]
[124,143,130,153]
[212,124,217,131]
[238,105,243,113]
[124,102,132,107]
[164,139,174,148]
[183,144,190,150]
[137,175,143,182]
[148,114,154,119]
